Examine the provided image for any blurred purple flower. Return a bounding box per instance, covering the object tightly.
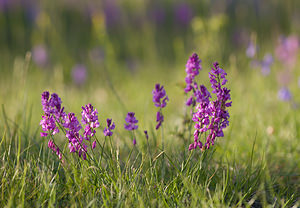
[103,118,115,137]
[278,87,292,102]
[72,64,87,86]
[174,3,193,26]
[104,0,122,29]
[32,45,48,68]
[260,53,273,76]
[275,35,299,69]
[124,112,138,131]
[246,41,256,58]
[133,138,137,146]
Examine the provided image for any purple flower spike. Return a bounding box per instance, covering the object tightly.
[81,104,100,140]
[190,61,231,151]
[103,118,115,136]
[124,112,138,131]
[152,84,168,130]
[184,53,202,93]
[152,84,169,108]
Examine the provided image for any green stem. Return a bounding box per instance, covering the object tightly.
[99,137,106,167]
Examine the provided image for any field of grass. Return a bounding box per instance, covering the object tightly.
[0,1,300,207]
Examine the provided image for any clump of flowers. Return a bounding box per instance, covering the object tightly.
[152,84,169,130]
[189,61,231,151]
[39,91,101,160]
[124,112,138,145]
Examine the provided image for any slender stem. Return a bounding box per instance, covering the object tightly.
[109,136,114,160]
[99,137,106,167]
[146,137,153,177]
[161,120,165,180]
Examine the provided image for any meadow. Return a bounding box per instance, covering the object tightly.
[0,0,299,207]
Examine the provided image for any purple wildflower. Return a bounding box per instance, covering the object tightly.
[260,53,273,76]
[124,112,138,131]
[194,84,211,104]
[246,41,256,58]
[152,84,169,108]
[152,84,168,130]
[40,115,59,137]
[40,91,65,137]
[103,118,115,137]
[275,35,299,69]
[184,53,202,93]
[174,3,193,26]
[63,112,87,160]
[190,62,231,151]
[81,104,100,140]
[32,45,48,68]
[278,87,292,102]
[41,91,65,120]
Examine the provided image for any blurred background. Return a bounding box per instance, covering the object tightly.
[0,0,300,147]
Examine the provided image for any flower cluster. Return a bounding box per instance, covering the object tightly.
[40,91,103,160]
[152,84,169,130]
[189,62,231,151]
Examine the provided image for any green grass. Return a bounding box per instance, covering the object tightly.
[0,52,299,207]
